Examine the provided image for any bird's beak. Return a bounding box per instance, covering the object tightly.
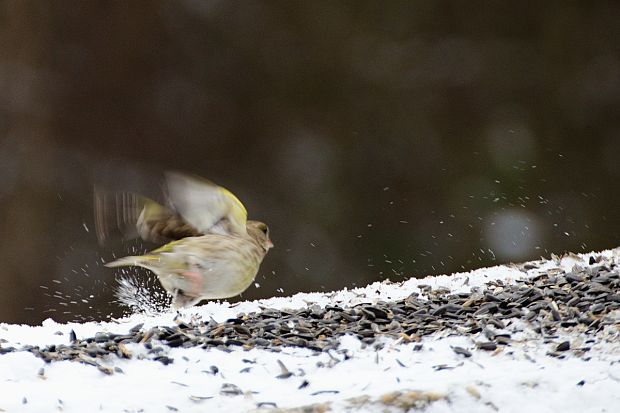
[266,239,274,249]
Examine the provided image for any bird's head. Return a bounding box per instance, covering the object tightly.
[246,220,274,252]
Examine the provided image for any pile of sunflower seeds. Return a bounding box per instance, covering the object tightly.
[3,254,619,371]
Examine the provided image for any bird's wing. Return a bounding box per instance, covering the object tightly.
[164,171,248,236]
[94,188,201,245]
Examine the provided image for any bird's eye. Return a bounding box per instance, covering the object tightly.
[260,225,269,235]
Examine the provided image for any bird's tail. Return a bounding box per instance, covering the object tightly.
[105,255,160,269]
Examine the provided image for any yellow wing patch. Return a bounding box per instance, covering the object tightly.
[152,239,185,253]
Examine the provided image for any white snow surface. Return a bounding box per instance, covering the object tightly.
[1,249,619,413]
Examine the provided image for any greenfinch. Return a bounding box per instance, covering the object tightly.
[95,172,273,308]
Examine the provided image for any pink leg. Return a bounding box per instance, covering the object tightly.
[181,267,204,296]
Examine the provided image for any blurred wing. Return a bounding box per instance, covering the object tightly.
[94,188,200,245]
[164,171,248,235]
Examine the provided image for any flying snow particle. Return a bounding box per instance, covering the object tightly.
[114,275,171,315]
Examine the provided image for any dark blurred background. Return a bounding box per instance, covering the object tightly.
[1,1,620,324]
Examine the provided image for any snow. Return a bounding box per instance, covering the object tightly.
[1,249,620,412]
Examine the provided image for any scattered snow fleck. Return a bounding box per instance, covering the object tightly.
[114,274,170,315]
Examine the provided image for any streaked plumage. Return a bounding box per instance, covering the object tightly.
[95,172,273,308]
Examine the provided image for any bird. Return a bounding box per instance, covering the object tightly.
[94,171,273,308]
